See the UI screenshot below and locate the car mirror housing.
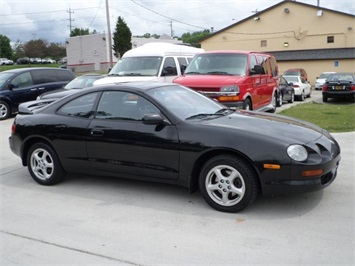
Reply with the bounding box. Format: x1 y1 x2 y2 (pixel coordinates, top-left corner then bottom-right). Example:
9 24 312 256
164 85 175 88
142 113 165 125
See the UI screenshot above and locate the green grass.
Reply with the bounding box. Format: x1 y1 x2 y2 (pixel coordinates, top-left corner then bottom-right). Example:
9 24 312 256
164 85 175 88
0 64 62 71
279 102 355 132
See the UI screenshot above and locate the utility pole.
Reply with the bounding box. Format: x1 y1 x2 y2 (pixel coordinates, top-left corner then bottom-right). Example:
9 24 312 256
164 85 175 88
67 7 74 36
106 0 113 68
170 21 174 38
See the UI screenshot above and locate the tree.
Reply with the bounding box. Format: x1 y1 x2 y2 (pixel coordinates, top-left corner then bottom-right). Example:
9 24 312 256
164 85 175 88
0 34 13 59
112 16 132 58
70 28 90 37
47 42 66 61
12 40 25 59
181 30 211 48
23 39 48 59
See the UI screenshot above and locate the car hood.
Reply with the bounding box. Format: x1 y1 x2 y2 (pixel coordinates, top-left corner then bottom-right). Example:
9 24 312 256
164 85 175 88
200 110 325 144
40 89 78 99
174 75 245 88
94 76 160 85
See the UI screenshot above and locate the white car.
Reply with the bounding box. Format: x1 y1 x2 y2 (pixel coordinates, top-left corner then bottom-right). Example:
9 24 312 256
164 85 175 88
314 72 336 90
0 58 14 65
283 76 312 101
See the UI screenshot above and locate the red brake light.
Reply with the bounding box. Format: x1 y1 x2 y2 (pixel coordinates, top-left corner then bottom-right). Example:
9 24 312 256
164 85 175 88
11 123 16 134
351 86 355 91
322 85 328 91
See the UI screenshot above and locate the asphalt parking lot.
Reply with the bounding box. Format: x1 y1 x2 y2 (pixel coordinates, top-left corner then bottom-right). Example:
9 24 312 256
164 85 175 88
1 91 354 265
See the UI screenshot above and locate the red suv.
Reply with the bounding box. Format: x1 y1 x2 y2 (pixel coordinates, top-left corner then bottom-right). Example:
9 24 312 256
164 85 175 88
173 50 279 112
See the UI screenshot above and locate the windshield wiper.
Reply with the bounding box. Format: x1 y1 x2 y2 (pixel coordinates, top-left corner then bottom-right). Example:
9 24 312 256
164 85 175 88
206 71 233 75
184 71 201 74
186 108 235 120
215 108 235 115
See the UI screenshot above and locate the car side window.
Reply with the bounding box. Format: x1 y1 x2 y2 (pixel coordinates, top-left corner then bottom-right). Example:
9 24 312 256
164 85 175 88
10 72 34 88
95 91 159 121
249 55 258 75
162 57 177 76
58 92 99 118
32 70 59 84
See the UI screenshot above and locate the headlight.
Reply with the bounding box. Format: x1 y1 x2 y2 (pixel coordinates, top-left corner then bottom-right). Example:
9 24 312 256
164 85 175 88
220 85 239 94
36 96 41 100
287 144 308 162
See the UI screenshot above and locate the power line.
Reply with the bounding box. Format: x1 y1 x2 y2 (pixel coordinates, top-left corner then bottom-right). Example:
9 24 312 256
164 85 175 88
129 0 208 31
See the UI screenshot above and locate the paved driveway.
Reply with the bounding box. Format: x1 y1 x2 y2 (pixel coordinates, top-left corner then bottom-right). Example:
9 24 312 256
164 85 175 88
1 106 354 265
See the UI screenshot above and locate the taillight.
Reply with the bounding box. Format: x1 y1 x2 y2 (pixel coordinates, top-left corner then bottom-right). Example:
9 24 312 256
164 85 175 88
292 84 299 88
351 85 355 91
11 123 16 134
322 85 328 91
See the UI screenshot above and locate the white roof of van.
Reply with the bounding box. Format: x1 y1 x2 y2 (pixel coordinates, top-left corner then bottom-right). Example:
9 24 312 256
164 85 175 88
122 42 204 57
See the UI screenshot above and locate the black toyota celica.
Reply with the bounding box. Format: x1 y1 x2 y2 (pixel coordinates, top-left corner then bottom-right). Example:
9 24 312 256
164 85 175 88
9 82 341 212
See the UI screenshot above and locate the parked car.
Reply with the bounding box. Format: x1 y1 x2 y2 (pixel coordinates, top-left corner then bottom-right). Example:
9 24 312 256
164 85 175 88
9 82 340 213
173 50 279 113
37 74 104 100
283 68 308 81
277 76 295 106
42 58 56 64
16 58 30 64
0 67 75 120
0 58 14 65
315 72 336 90
322 72 355 102
283 76 311 101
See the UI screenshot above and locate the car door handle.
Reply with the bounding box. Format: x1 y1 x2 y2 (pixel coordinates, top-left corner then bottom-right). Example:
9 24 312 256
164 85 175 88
30 88 38 91
90 129 104 136
38 87 45 90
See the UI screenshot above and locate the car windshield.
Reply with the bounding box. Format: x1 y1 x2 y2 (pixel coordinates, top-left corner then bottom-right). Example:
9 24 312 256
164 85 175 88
328 74 354 82
319 73 333 79
184 53 247 76
284 76 299 83
147 85 228 120
109 57 163 77
64 76 100 89
0 72 15 87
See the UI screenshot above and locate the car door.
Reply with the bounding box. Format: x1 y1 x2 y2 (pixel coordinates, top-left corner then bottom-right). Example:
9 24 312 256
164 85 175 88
86 90 180 180
6 71 36 110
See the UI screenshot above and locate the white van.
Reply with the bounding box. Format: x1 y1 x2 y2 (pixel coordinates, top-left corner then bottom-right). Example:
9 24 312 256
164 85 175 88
94 42 203 85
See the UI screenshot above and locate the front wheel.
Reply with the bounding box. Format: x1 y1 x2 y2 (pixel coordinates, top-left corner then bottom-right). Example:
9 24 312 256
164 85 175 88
27 143 66 185
199 155 259 212
242 98 252 111
0 101 10 120
276 93 283 107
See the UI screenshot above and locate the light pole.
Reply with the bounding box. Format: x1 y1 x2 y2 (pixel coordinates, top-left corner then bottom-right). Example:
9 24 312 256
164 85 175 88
106 0 113 68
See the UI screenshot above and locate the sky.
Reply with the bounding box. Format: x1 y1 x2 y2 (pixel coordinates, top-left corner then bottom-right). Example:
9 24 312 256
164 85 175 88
0 0 354 44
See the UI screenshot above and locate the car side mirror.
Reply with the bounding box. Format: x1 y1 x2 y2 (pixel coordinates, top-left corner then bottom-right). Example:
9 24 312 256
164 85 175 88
142 113 165 125
8 84 15 90
250 65 264 75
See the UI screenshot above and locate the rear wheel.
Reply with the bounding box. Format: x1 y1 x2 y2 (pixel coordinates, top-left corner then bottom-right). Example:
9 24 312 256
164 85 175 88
0 101 10 120
288 92 295 103
27 143 66 185
299 92 305 101
276 93 283 107
199 155 259 213
323 96 328 102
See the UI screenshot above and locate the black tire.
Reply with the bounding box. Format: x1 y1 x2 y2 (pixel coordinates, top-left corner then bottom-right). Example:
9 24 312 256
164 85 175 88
323 96 328 102
298 92 305 101
0 100 10 120
199 155 259 213
276 93 283 107
288 92 295 103
243 98 252 110
27 143 66 185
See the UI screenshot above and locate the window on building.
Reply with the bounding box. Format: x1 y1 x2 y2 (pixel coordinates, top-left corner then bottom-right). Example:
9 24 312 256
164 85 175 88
261 40 267 47
327 36 334 43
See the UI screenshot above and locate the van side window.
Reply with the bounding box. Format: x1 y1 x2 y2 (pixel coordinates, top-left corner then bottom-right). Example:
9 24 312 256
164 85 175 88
11 72 34 88
56 70 76 81
32 70 59 84
162 57 177 76
249 55 259 75
270 57 278 77
257 55 271 75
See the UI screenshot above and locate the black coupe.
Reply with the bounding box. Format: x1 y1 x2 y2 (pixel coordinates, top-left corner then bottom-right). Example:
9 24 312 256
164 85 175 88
9 82 341 212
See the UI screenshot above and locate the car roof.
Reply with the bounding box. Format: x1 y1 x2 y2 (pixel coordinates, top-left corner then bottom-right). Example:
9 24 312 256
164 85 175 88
3 67 71 74
199 50 269 55
93 81 179 92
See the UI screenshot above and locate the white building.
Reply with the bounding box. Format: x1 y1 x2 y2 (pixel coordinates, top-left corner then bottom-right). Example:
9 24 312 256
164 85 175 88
66 33 183 73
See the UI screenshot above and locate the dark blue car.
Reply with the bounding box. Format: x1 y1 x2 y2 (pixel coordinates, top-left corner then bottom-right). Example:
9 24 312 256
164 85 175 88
0 67 75 120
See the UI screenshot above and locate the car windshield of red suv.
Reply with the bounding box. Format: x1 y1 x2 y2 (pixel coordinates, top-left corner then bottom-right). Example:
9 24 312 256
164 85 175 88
185 54 247 76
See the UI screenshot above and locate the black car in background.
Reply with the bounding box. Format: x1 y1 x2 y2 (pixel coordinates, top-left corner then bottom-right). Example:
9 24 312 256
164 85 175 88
322 72 355 103
277 76 295 106
0 67 75 120
16 58 31 64
37 74 104 101
9 82 341 212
